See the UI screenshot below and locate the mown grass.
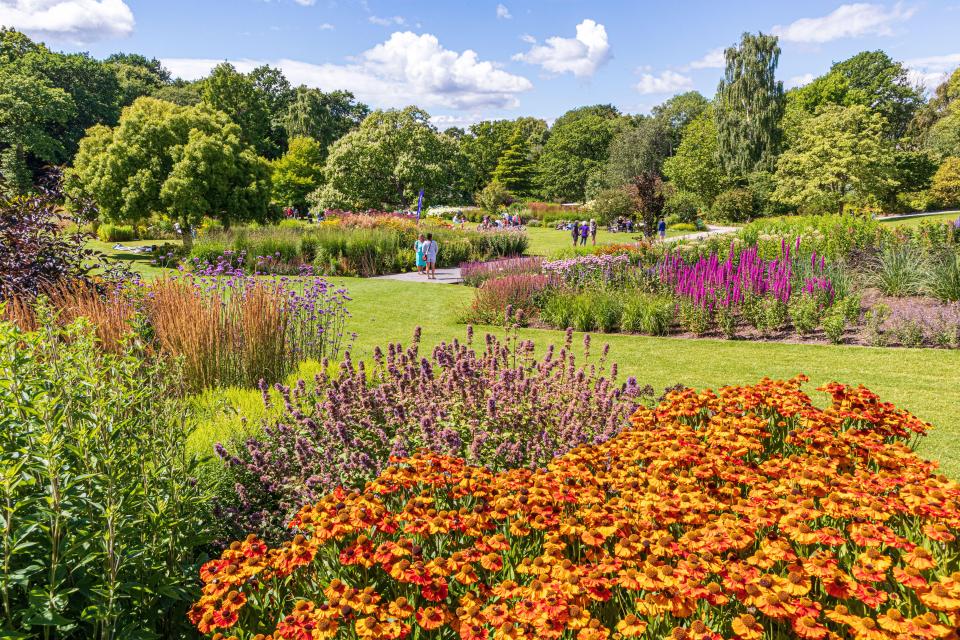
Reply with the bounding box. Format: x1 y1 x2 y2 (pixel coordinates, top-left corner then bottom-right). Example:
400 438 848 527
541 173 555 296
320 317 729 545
877 211 959 229
188 277 960 478
87 238 179 279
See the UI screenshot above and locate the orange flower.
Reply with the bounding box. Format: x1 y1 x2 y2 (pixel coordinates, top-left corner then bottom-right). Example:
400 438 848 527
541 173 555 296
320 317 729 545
615 614 647 637
415 606 448 631
731 613 763 640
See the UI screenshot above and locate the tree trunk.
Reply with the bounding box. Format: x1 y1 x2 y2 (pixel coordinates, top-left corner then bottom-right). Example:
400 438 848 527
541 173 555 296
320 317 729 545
180 221 193 253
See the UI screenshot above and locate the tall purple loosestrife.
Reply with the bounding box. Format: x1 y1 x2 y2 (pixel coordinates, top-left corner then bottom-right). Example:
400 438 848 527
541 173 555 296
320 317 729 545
213 327 655 541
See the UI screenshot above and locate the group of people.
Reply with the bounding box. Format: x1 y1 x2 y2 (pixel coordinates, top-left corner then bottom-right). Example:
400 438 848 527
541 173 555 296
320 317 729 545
414 233 439 279
477 212 523 231
569 219 598 246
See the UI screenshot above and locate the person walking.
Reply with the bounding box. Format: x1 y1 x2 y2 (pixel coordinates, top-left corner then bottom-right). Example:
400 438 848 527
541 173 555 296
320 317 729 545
657 217 667 242
424 233 438 279
570 220 580 247
589 219 597 245
579 221 589 246
415 233 427 275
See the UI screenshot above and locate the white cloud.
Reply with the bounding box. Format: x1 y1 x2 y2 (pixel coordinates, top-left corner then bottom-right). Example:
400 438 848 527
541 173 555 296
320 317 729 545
496 3 511 19
368 14 405 26
512 19 611 78
293 0 316 5
787 72 816 88
687 47 725 70
519 33 536 44
318 22 335 30
0 0 134 44
431 113 484 129
634 70 693 94
772 3 916 44
905 52 960 90
162 31 533 110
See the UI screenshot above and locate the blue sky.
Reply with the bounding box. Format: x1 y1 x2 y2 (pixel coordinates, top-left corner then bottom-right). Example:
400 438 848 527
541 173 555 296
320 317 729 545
4 0 960 126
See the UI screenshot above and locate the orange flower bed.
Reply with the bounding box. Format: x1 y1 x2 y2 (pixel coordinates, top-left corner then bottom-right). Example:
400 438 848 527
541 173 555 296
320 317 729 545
190 377 960 640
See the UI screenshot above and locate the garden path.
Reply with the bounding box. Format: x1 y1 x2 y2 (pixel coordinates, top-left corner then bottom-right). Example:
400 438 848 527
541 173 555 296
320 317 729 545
375 268 464 284
664 224 738 242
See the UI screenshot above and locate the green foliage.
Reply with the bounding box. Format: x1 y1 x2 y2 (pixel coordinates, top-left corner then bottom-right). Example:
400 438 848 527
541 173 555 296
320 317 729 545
271 136 325 212
867 245 929 296
714 32 785 177
773 104 895 214
537 106 619 201
491 127 536 197
0 66 74 195
590 187 634 224
282 87 368 153
712 187 755 222
663 190 701 224
929 156 960 208
105 52 170 107
0 314 211 639
66 97 272 243
97 222 137 242
475 180 513 215
662 109 725 208
202 63 290 158
315 107 461 210
822 310 847 344
926 108 960 162
621 294 674 335
830 50 923 140
651 91 710 153
600 117 672 188
630 171 665 236
790 295 821 335
929 253 960 302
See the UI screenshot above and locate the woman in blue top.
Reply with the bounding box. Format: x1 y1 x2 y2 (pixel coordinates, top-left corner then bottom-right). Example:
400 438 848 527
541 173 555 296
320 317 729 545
415 233 426 275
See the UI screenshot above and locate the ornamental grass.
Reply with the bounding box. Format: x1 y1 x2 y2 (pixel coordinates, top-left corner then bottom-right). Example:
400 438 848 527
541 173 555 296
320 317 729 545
191 377 959 640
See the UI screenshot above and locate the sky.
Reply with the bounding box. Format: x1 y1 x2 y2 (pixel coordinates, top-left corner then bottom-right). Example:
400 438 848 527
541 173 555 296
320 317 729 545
3 0 960 127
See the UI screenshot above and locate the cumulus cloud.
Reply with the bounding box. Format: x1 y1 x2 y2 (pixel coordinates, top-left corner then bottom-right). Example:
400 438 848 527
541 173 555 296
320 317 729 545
634 70 693 95
0 0 134 44
687 47 725 70
772 3 916 44
512 19 611 78
496 3 511 19
162 31 533 110
368 14 405 26
787 73 816 88
905 52 960 90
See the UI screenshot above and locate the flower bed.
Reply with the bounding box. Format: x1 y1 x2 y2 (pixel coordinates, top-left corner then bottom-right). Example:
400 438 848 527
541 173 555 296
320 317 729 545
459 256 542 287
190 376 959 640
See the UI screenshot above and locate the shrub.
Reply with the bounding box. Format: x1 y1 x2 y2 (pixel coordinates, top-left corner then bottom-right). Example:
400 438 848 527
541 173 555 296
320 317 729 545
928 253 960 302
867 245 929 297
464 274 551 326
542 254 633 289
789 294 820 335
863 304 891 346
97 222 138 242
475 180 513 214
590 187 634 224
663 189 701 223
1 314 211 639
669 222 697 232
191 377 956 640
211 328 653 541
929 156 960 208
621 293 674 335
711 187 755 222
822 310 847 344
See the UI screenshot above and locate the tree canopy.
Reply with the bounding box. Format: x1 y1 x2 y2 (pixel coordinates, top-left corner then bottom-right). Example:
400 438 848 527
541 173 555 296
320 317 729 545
537 106 620 202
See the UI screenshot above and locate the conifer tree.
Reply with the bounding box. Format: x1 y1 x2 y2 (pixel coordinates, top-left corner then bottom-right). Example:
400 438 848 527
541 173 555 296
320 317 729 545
492 127 536 197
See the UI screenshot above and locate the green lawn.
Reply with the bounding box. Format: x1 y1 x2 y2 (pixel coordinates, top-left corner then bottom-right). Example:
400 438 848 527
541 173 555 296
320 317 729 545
524 225 685 257
87 238 180 279
189 277 960 479
877 211 959 229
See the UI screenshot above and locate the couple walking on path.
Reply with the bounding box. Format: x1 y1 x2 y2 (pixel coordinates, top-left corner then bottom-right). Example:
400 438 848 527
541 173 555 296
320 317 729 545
415 233 439 279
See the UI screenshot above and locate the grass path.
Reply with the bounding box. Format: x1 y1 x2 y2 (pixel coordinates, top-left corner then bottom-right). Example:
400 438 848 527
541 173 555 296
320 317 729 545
191 277 960 478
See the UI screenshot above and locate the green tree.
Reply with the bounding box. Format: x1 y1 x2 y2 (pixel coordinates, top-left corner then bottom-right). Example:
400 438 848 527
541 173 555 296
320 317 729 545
662 109 725 208
152 80 202 106
929 156 960 208
537 106 619 201
202 63 275 157
714 32 785 178
271 136 325 212
773 104 895 214
590 187 634 224
651 91 709 154
475 180 513 214
925 105 960 161
0 67 74 196
491 128 536 197
282 87 369 154
105 52 171 106
601 117 672 188
459 119 523 197
66 97 272 248
315 107 460 210
830 51 923 140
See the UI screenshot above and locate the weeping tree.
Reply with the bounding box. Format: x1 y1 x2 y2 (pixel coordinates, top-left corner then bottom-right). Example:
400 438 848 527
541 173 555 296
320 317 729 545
714 32 785 179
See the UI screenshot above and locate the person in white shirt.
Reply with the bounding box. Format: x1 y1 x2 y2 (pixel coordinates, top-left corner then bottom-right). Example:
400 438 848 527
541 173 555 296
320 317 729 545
424 233 438 279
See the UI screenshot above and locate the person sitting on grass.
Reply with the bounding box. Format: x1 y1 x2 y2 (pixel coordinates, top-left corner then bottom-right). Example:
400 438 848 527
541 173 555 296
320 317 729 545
424 233 438 279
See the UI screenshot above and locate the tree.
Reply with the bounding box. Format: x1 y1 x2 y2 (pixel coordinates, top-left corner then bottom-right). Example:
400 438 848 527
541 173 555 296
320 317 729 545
282 87 369 154
475 180 513 215
590 187 634 224
772 105 895 214
714 32 785 178
202 63 275 158
105 52 171 106
459 118 545 197
315 107 460 210
602 117 672 188
651 91 709 154
0 67 74 196
830 51 923 140
629 171 665 237
662 109 725 208
537 106 619 201
271 137 325 212
712 187 755 222
911 67 960 137
152 80 202 106
250 64 294 154
491 128 536 197
66 97 272 249
929 157 960 208
925 105 960 161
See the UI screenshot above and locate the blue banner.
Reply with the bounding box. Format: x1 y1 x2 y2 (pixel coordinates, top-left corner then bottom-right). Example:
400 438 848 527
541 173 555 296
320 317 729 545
416 188 424 220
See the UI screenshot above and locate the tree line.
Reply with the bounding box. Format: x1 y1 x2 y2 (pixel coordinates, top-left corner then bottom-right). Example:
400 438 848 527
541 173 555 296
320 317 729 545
2 27 959 238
